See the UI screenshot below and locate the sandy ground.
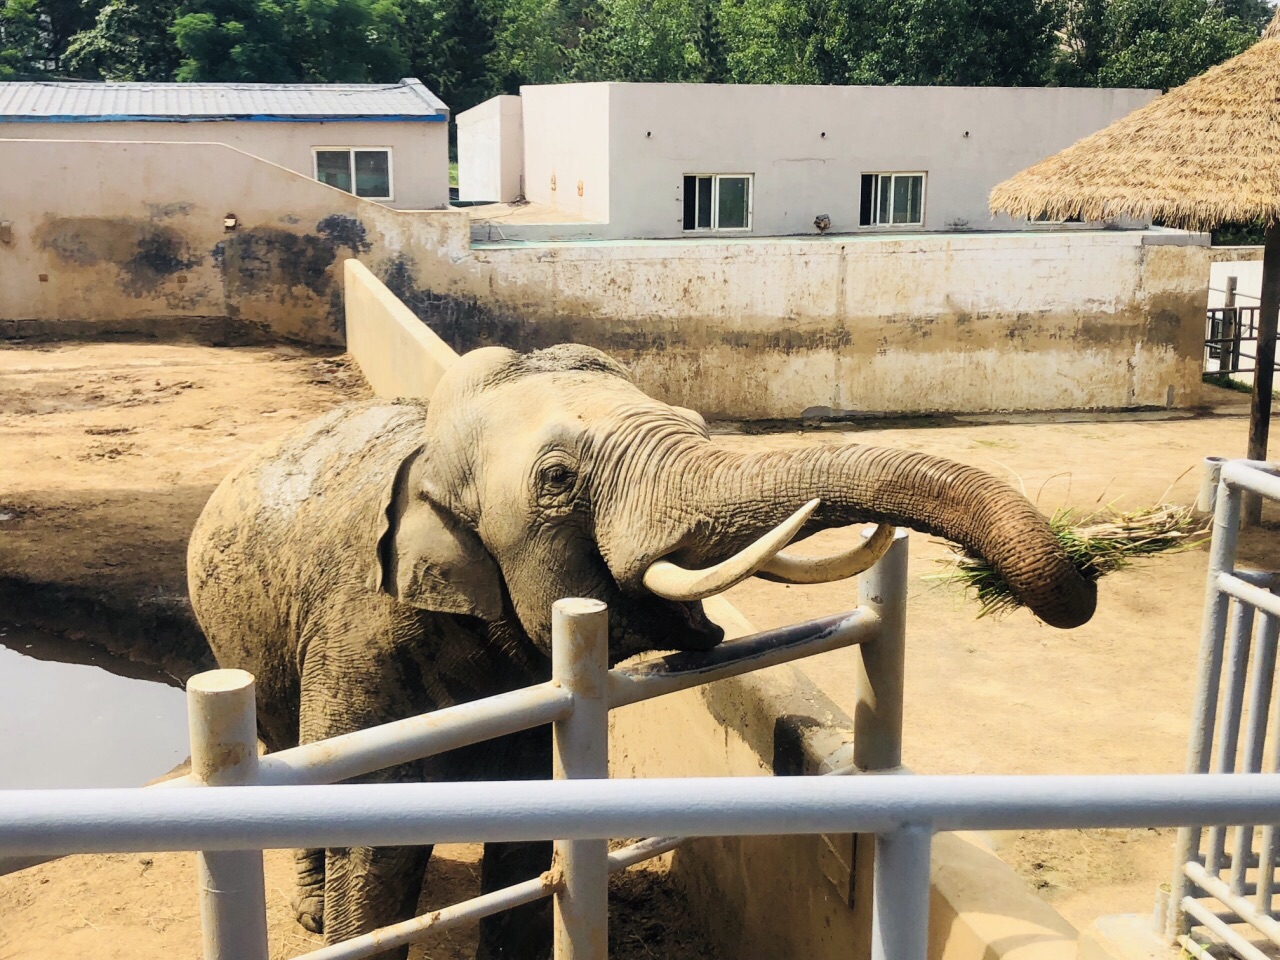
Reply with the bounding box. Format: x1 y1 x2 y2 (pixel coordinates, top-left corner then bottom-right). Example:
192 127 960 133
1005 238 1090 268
1 339 1277 955
0 843 711 960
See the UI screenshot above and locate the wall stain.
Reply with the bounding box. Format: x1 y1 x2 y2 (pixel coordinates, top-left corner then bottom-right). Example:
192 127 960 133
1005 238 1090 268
36 217 202 296
145 202 195 220
316 214 372 255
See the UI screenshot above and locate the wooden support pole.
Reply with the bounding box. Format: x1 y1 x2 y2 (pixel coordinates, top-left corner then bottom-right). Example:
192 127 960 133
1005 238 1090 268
1244 222 1280 526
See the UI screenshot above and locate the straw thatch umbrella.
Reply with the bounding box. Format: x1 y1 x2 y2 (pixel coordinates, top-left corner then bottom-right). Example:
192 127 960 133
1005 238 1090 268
990 12 1280 520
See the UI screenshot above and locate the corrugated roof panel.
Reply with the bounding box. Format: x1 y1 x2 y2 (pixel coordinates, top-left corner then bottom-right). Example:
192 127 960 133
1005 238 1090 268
0 78 447 121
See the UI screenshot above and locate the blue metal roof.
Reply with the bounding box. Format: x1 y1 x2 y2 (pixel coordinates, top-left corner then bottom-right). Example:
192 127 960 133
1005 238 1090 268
0 78 448 123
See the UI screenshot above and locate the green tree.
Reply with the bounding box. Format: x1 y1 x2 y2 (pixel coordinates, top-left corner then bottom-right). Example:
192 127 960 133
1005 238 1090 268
291 0 407 81
492 0 579 87
571 0 716 82
716 0 838 83
64 0 183 80
0 0 41 78
400 0 497 112
1051 0 1261 90
830 0 1058 85
172 0 294 80
1 0 105 77
1095 0 1257 89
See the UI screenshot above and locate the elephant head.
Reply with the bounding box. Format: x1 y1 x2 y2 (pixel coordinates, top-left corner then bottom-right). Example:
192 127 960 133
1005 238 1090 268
379 344 1096 662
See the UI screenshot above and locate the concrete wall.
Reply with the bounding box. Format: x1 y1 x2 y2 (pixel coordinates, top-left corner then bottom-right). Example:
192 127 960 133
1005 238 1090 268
0 119 449 210
344 258 459 396
520 83 611 222
457 95 525 202
0 138 468 345
498 83 1157 239
1 138 1209 419
463 230 1209 418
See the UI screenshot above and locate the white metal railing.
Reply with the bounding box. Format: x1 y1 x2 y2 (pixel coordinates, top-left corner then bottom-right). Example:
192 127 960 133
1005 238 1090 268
1167 458 1280 960
1 531 906 960
5 509 1280 960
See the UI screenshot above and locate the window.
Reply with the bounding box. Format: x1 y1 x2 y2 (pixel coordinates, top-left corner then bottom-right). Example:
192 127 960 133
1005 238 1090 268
858 173 925 227
314 148 393 201
683 174 753 231
1029 212 1084 224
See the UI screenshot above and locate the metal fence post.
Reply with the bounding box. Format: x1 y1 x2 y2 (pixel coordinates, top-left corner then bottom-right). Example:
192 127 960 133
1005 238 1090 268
187 669 270 960
1167 477 1242 941
872 822 933 960
551 599 610 960
855 529 909 771
851 530 912 957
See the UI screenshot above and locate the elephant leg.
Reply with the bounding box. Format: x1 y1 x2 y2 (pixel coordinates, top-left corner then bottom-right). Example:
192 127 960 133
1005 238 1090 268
322 842 433 960
476 725 554 960
293 847 327 933
477 840 554 960
294 636 435 948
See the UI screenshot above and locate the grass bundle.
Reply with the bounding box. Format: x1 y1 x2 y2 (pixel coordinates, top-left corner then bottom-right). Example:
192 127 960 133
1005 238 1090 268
933 504 1209 619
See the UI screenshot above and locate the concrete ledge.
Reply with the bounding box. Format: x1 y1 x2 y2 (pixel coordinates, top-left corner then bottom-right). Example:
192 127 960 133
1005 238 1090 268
1077 914 1176 960
344 258 459 398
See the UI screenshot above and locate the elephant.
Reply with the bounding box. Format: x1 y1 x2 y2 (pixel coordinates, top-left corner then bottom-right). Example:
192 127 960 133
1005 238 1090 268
187 343 1096 959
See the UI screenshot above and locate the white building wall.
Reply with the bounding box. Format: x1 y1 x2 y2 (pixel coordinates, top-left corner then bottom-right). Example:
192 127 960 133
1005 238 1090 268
519 83 611 222
1208 258 1264 308
457 95 524 202
0 119 449 210
604 83 1159 238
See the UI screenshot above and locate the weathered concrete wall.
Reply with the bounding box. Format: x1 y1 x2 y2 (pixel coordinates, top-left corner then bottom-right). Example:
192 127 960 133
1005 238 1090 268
457 95 524 202
461 230 1209 418
1 138 1208 418
0 119 449 211
0 138 468 345
344 258 459 397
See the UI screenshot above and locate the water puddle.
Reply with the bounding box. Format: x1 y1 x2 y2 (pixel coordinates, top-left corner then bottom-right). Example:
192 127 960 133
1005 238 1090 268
0 622 190 789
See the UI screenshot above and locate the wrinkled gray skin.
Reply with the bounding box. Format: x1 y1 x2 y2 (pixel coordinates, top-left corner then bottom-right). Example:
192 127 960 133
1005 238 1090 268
188 344 1096 959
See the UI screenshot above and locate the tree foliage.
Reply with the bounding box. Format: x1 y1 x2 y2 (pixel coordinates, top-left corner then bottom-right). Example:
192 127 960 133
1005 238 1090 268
0 0 1269 111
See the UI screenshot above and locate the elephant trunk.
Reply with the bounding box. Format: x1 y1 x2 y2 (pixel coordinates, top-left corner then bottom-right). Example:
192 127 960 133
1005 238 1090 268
660 444 1096 630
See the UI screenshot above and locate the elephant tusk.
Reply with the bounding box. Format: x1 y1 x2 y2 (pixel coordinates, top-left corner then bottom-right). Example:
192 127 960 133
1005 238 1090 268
642 500 820 602
754 523 897 584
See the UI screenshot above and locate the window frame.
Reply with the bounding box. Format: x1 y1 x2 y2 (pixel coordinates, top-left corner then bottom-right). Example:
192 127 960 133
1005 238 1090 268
860 171 927 228
312 146 395 203
682 173 754 233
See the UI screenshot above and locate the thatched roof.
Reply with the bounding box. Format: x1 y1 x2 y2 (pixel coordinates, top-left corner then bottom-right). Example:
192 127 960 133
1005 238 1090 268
989 12 1280 230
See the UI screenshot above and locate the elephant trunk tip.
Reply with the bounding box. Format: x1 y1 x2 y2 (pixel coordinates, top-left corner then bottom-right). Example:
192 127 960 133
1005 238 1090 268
1028 573 1098 630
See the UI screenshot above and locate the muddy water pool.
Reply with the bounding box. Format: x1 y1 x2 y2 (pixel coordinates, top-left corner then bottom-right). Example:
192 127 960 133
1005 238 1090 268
0 622 190 789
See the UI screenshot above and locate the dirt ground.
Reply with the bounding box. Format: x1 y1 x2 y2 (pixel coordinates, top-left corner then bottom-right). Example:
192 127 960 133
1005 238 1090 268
1 339 1277 956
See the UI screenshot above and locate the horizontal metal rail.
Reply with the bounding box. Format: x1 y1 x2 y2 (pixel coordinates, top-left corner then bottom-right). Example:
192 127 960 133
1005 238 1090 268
147 610 877 792
607 608 877 708
2 774 1278 858
1222 460 1280 500
1219 573 1280 619
1187 858 1280 945
1180 898 1272 960
291 835 687 960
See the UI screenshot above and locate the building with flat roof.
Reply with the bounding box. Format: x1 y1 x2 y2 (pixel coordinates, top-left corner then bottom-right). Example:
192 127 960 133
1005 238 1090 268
0 78 450 210
457 83 1160 240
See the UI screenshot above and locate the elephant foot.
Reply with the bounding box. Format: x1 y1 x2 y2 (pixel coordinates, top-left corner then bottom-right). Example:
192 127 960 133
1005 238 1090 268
293 891 325 934
293 846 327 934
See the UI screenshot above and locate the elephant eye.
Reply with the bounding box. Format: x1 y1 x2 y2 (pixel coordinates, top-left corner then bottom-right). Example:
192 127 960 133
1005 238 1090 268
539 463 576 492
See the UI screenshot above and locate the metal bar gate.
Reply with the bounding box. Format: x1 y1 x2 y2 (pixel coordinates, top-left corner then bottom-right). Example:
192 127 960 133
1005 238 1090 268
1167 458 1280 960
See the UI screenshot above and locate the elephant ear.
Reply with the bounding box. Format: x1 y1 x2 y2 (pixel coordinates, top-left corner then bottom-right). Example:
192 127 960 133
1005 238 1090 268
375 446 504 621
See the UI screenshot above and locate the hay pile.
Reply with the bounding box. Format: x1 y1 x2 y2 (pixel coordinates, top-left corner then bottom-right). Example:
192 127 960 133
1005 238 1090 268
934 505 1209 619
